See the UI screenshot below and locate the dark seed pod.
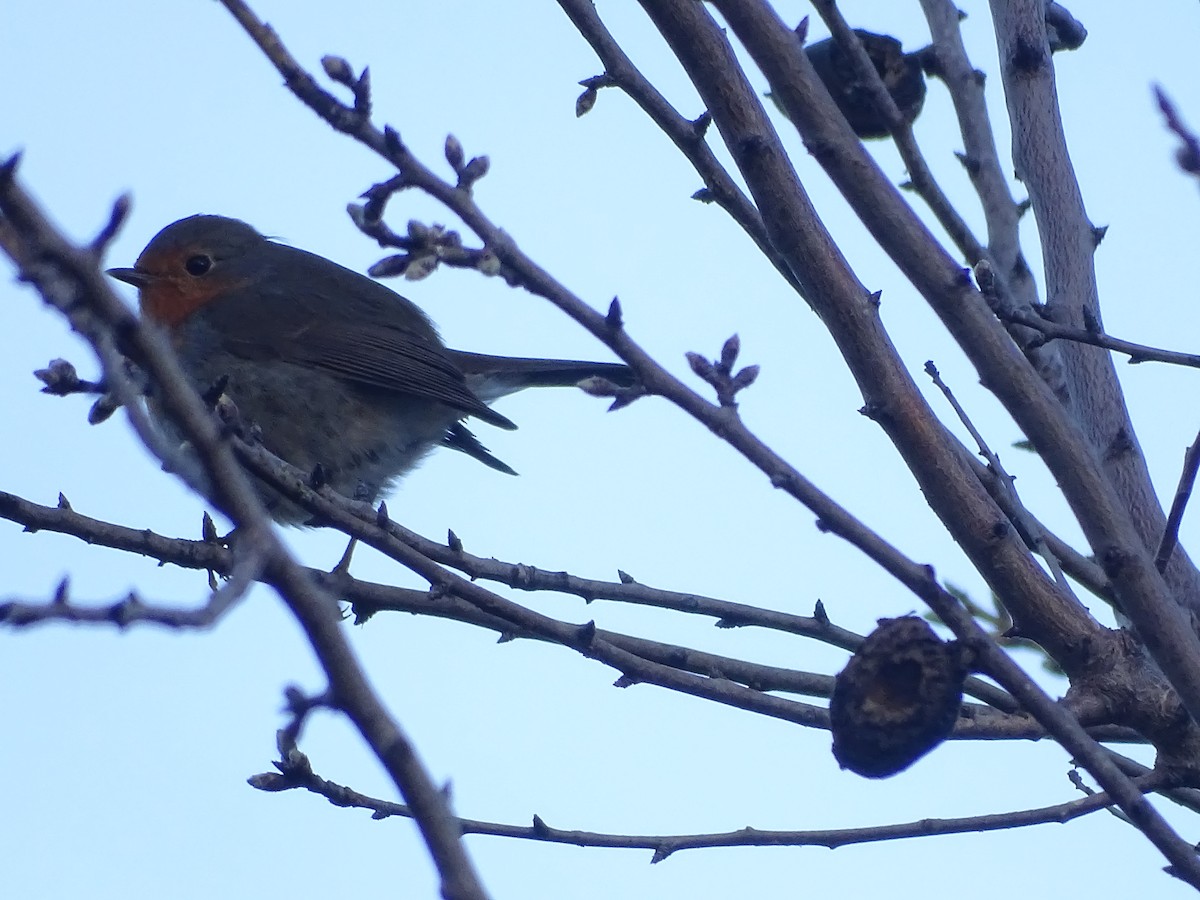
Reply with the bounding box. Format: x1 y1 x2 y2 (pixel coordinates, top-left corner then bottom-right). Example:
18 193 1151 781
830 616 968 778
805 30 927 139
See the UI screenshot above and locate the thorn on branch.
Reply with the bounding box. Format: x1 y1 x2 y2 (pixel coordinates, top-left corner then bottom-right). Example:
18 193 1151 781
858 402 886 423
605 297 623 330
89 193 131 257
691 187 715 204
447 529 463 553
814 599 829 626
110 593 147 629
575 619 597 648
383 125 405 157
954 151 981 177
309 463 329 491
0 151 22 181
353 67 372 118
1156 87 1200 177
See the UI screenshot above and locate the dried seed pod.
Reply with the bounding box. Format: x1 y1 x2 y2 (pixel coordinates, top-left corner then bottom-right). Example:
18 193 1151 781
830 616 967 778
805 30 927 139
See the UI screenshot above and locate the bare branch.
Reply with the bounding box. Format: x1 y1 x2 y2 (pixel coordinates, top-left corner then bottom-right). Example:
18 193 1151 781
1158 433 1200 574
0 479 1024 716
990 0 1200 758
0 544 260 629
925 360 1072 597
1156 86 1200 180
1000 306 1200 369
253 741 1166 857
555 0 804 294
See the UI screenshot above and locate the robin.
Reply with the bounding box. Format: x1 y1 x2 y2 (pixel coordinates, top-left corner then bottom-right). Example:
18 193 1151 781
107 214 634 523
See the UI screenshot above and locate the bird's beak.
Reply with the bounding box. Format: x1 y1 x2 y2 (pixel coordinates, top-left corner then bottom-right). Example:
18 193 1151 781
106 267 153 288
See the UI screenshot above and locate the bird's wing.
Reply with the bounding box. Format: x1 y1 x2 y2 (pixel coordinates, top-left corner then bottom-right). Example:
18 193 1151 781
203 277 516 430
443 421 518 475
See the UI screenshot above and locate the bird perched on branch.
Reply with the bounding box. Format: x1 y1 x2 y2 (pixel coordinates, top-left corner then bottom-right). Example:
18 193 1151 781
108 214 634 523
805 29 928 139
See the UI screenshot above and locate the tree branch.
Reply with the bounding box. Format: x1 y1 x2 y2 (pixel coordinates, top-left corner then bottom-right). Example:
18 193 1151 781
253 739 1168 859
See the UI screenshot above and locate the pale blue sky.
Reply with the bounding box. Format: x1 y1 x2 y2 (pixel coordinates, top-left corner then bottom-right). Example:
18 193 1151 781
4 2 1200 898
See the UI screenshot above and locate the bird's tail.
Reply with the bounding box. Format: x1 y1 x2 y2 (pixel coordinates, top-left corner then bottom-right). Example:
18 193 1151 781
448 351 635 403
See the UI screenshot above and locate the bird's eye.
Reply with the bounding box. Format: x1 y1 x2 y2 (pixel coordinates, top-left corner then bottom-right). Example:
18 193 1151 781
184 254 213 276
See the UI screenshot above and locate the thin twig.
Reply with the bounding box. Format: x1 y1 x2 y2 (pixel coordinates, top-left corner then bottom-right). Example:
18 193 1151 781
1157 432 1200 573
925 360 1072 596
1156 86 1200 180
556 0 803 294
0 545 261 629
253 744 1165 858
1000 307 1200 369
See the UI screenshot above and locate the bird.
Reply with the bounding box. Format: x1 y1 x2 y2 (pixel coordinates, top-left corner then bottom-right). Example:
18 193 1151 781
107 214 634 523
804 30 927 140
